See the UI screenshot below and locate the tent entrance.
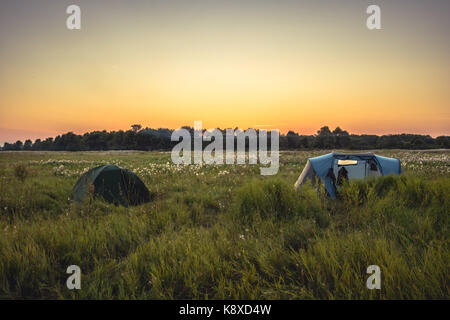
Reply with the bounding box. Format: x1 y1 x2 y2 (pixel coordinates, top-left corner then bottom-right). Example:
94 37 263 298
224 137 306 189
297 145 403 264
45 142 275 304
332 158 381 182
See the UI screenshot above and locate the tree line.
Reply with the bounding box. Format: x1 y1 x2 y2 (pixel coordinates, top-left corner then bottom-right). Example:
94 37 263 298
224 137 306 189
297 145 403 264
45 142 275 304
1 125 449 151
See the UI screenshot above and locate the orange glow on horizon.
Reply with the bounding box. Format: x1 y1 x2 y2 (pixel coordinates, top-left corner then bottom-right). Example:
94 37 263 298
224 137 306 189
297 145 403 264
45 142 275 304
0 1 449 143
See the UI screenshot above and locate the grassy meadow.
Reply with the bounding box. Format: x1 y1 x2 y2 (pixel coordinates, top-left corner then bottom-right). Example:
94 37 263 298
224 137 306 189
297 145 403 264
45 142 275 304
0 150 448 299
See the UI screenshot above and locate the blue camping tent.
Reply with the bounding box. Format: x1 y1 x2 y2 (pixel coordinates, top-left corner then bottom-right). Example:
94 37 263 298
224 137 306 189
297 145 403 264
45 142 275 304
295 152 402 199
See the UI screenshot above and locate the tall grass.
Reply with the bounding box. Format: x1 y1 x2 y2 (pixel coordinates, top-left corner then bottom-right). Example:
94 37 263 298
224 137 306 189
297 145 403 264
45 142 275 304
0 151 448 299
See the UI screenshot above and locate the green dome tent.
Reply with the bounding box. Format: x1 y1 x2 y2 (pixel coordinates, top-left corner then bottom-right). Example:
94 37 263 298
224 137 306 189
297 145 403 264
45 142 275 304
72 164 151 206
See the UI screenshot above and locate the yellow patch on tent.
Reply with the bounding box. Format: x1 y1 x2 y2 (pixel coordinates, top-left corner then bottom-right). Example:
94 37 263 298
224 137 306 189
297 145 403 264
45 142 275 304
338 160 358 166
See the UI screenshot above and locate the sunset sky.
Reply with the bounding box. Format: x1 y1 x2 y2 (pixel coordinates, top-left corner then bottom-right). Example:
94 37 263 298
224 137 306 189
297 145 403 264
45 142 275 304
1 0 449 144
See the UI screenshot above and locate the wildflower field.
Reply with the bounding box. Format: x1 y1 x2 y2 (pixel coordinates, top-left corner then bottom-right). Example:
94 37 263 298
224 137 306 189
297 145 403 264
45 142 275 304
0 150 448 299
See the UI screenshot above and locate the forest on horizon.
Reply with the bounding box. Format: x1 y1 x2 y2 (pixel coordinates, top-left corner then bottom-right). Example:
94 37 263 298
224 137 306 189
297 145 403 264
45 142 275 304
1 125 449 151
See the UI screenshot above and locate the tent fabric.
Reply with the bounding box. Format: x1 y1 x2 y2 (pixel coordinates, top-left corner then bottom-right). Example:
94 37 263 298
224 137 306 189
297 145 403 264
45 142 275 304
307 153 336 198
294 160 317 189
72 164 151 206
374 155 402 175
295 152 401 199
